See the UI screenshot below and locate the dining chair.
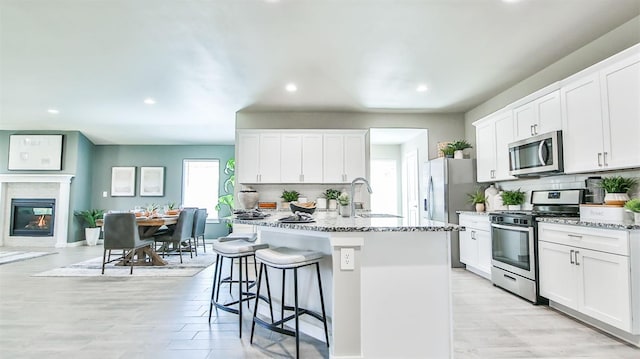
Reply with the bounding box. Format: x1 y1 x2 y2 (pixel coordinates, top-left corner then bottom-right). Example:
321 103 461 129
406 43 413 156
102 212 155 275
153 208 196 263
192 208 208 254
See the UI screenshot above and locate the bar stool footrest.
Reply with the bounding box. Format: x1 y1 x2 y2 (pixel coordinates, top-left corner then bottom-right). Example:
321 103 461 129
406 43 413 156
253 316 296 337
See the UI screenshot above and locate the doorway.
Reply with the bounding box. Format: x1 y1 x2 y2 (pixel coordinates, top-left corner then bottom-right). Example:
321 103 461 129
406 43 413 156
370 128 428 218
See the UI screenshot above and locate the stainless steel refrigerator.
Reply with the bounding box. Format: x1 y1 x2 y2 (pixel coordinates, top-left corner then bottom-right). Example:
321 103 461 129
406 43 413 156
422 158 476 268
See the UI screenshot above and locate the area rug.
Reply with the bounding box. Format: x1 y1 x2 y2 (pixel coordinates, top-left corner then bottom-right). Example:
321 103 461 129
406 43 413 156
0 251 56 265
33 252 217 277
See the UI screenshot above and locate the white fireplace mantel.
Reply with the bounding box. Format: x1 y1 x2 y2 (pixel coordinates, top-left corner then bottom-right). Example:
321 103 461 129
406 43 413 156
0 174 75 247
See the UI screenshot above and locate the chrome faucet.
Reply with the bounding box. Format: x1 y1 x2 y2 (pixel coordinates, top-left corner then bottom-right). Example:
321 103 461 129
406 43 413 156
350 177 373 217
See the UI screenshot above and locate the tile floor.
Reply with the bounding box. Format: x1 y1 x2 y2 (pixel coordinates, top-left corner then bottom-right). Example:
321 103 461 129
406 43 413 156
0 245 638 358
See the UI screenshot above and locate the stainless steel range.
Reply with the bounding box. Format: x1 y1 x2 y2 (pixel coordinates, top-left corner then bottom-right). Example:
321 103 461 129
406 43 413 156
489 189 583 304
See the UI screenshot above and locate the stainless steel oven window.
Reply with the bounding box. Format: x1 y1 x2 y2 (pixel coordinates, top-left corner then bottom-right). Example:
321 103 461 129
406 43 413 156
491 224 533 271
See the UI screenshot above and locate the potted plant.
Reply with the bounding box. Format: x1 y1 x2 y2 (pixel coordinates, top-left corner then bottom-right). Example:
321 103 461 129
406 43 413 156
441 145 456 158
337 192 350 217
624 198 640 224
449 139 472 159
467 188 488 212
324 188 341 211
600 176 638 206
75 209 105 246
165 202 179 215
281 189 301 210
500 189 526 210
216 158 235 232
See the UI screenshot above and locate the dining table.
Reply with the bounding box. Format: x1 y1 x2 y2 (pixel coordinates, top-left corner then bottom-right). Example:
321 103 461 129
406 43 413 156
96 215 179 266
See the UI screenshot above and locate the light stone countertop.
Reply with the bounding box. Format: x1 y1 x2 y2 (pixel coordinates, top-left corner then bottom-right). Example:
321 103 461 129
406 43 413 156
456 210 490 216
225 210 463 232
537 217 640 230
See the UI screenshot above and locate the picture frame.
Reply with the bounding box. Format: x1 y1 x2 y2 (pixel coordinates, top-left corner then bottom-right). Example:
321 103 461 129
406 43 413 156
8 134 64 170
111 167 136 197
140 166 165 197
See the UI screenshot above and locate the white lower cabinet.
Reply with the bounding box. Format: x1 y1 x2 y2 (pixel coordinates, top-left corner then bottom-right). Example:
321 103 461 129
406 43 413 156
538 223 635 333
459 214 491 280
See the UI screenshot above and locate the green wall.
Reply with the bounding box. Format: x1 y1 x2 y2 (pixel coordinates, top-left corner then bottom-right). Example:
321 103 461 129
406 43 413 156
91 145 235 239
0 130 94 243
1 130 235 242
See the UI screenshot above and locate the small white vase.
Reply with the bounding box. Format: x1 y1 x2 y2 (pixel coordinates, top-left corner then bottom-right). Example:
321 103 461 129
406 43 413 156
604 192 629 206
238 190 259 209
328 199 337 211
340 205 351 217
475 203 485 212
316 198 327 210
454 150 464 159
85 227 101 246
507 204 521 211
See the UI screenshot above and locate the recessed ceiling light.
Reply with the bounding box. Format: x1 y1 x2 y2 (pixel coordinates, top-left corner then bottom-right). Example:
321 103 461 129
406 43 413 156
416 84 428 92
285 83 298 92
144 98 156 105
47 109 59 114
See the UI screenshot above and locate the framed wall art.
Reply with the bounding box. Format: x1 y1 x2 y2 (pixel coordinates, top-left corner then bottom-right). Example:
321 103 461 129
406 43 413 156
8 134 64 170
111 167 136 197
139 166 164 196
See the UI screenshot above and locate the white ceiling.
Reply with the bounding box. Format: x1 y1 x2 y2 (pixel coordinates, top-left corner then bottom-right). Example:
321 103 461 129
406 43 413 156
1 0 639 145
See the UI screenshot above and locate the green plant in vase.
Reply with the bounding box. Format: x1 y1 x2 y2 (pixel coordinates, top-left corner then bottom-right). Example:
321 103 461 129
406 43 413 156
324 188 341 210
625 198 640 225
441 145 456 158
600 176 638 205
467 188 488 212
216 158 235 231
501 189 526 209
449 139 472 159
74 209 105 246
281 190 300 209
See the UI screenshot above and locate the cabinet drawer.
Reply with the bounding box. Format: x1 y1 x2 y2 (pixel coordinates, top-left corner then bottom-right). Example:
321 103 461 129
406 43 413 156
459 214 491 231
538 223 629 256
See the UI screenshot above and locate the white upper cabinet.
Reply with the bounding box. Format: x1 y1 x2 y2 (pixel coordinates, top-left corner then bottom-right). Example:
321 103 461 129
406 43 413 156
600 52 640 170
323 131 366 183
300 133 324 183
238 130 364 184
237 132 281 184
561 44 640 173
474 110 515 182
280 133 303 183
561 72 604 173
513 90 562 141
281 133 324 183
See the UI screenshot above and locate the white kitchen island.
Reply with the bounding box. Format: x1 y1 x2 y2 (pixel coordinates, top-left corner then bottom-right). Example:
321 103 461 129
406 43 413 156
230 211 462 359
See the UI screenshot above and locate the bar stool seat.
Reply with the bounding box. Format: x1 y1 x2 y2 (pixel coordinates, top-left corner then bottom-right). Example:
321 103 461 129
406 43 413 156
251 247 329 358
208 236 272 338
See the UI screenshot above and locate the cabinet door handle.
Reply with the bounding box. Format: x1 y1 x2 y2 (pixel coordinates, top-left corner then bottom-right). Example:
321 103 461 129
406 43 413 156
471 230 476 240
534 124 538 134
597 153 603 167
570 249 575 264
567 234 582 239
603 152 608 166
530 125 535 136
575 251 580 266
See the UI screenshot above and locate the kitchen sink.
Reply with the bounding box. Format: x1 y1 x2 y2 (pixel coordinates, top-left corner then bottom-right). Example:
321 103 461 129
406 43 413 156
356 213 403 218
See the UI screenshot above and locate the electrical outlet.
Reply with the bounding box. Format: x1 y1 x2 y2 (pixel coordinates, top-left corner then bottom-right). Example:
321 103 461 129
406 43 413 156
102 191 108 198
340 248 355 270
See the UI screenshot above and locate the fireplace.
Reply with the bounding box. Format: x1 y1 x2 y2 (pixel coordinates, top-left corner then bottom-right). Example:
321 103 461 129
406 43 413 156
10 199 56 237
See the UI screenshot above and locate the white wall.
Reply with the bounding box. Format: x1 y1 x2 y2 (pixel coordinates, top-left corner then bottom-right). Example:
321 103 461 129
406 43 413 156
464 15 640 158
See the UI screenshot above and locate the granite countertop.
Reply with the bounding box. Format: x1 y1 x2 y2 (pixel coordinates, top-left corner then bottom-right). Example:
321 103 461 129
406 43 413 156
537 217 640 230
456 211 490 216
225 211 463 232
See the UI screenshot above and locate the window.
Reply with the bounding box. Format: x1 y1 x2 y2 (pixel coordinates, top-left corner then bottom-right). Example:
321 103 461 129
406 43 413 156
182 159 220 220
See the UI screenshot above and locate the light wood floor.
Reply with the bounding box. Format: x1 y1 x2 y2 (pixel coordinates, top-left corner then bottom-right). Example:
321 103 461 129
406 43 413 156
0 245 638 358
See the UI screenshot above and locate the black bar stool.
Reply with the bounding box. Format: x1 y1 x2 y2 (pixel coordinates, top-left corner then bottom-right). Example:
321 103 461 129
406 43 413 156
209 237 273 338
250 247 329 358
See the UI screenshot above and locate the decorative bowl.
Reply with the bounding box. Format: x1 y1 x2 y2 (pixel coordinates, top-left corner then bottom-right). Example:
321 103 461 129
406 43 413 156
290 202 316 215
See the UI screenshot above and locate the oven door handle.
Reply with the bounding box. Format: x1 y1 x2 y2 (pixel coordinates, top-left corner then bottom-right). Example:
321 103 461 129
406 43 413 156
491 223 530 232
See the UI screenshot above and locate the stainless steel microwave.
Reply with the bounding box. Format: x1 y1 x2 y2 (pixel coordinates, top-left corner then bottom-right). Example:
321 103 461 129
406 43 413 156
508 130 563 176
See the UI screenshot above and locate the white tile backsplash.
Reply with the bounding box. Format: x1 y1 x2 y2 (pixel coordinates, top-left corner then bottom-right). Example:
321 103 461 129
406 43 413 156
494 168 640 208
